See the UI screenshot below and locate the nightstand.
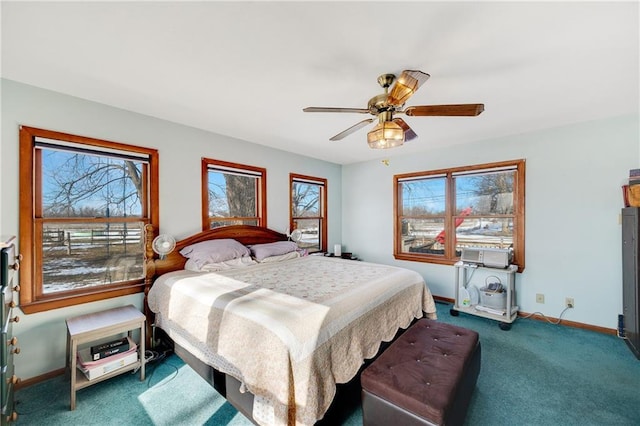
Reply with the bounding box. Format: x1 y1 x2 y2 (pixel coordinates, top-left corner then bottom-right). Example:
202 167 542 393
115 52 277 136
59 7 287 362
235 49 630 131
323 252 360 261
65 305 145 410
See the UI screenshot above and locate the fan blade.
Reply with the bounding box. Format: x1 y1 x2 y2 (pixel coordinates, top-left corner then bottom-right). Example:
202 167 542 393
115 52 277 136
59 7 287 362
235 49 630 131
387 70 430 106
393 118 417 142
404 104 485 117
303 107 370 114
329 118 374 141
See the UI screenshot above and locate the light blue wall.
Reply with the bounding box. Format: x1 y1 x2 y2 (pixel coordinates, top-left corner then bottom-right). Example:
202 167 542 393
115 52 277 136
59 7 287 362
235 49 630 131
342 114 639 329
2 77 638 380
0 79 342 379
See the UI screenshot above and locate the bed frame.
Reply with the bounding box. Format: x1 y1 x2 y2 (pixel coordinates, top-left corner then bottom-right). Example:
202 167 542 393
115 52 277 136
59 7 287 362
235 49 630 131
143 224 287 282
142 224 408 424
142 224 290 423
143 224 288 327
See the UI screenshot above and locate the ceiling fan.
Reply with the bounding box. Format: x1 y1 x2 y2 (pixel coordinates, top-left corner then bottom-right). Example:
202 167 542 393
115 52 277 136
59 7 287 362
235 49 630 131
303 70 484 149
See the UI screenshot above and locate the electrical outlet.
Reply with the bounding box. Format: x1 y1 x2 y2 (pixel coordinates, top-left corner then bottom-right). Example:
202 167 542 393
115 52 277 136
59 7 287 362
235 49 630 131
536 293 545 303
565 297 574 308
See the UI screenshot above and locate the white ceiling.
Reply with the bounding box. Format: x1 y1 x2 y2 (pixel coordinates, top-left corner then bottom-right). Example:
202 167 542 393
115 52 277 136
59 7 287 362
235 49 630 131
2 1 638 165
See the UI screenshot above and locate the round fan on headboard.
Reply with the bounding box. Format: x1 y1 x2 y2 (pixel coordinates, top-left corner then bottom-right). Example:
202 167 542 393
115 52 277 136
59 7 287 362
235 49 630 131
289 229 302 243
152 234 176 259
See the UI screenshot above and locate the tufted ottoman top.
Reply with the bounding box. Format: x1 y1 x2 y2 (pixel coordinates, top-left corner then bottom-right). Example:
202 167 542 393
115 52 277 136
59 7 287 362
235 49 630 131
361 319 479 424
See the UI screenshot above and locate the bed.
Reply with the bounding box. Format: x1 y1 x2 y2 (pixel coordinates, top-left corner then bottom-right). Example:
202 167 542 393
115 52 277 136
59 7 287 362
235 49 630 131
143 224 437 426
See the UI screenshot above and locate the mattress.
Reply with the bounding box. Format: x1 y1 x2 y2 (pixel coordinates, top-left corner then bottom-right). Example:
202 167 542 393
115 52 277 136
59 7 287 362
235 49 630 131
147 255 436 425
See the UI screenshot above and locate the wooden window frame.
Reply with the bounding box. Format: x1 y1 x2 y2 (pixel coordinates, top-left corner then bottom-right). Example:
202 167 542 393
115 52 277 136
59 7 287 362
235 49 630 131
201 158 267 230
19 126 159 314
394 159 526 271
290 173 327 253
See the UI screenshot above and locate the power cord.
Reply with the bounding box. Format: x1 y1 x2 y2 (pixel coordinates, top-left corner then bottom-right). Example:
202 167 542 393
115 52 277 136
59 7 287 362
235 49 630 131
464 266 477 286
135 347 179 389
145 349 167 363
520 306 571 325
144 360 179 389
617 315 628 340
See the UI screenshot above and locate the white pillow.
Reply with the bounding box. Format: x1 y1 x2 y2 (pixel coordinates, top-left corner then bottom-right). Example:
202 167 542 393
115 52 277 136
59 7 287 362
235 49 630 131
180 239 250 269
257 251 301 263
249 241 299 261
184 255 257 272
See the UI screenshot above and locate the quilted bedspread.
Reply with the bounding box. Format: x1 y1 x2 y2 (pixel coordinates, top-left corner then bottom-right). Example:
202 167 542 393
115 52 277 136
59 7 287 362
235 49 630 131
147 255 436 425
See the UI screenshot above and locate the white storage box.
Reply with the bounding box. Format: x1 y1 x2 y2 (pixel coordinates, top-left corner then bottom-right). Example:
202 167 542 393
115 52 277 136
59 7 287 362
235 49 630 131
479 288 507 310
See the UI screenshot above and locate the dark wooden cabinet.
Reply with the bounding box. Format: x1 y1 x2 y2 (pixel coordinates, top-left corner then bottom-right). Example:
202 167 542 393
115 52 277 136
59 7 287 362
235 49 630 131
622 207 640 359
0 236 20 424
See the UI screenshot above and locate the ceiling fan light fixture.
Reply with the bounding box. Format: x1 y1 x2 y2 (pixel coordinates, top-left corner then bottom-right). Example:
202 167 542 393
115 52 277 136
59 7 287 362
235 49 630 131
367 121 404 149
387 70 430 106
302 69 481 147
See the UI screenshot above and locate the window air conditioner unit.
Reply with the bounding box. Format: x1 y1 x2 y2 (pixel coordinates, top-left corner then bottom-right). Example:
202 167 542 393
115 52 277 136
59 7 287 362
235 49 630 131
460 247 512 269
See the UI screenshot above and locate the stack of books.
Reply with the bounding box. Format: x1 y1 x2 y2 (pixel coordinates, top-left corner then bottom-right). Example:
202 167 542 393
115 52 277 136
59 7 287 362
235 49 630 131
76 336 138 380
624 169 640 207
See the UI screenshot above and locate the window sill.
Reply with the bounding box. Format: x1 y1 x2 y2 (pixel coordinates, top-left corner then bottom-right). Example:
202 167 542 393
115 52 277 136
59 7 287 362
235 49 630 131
394 253 457 266
394 253 525 272
20 284 144 314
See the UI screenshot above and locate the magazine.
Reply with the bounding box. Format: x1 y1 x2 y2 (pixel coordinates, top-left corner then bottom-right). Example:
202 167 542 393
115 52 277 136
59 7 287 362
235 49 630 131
76 336 138 380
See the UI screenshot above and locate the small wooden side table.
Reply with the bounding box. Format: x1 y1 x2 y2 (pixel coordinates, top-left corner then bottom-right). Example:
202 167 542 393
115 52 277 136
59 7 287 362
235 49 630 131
66 305 145 410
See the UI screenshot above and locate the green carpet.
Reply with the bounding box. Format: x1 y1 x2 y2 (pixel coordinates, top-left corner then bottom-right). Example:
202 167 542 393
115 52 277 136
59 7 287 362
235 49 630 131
15 302 640 425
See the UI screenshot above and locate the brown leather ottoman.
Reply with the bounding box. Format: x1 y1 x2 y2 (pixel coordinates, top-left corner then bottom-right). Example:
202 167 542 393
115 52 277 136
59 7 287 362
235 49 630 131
361 319 481 426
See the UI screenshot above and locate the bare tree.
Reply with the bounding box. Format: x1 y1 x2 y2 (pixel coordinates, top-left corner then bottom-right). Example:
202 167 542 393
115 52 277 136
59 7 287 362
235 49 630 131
226 175 257 217
471 172 514 214
401 180 444 216
43 151 143 217
208 174 257 219
292 183 319 218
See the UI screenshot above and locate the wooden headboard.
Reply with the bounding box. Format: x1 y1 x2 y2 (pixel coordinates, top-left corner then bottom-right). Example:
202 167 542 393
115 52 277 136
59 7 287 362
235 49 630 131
144 223 288 281
143 224 288 338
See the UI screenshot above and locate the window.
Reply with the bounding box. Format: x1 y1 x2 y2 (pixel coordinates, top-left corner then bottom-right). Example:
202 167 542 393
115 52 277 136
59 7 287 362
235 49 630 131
394 159 525 270
290 174 327 253
19 126 159 313
202 158 266 230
